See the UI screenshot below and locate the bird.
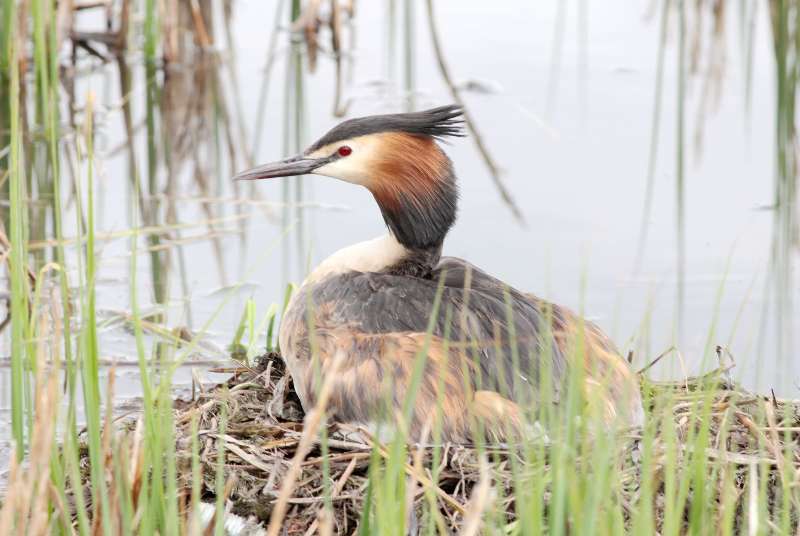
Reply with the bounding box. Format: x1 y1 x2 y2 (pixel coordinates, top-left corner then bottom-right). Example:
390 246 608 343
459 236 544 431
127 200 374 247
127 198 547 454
235 105 644 443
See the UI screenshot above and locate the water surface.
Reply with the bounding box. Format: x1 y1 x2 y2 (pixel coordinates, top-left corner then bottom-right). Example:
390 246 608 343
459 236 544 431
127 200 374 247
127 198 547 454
1 1 797 447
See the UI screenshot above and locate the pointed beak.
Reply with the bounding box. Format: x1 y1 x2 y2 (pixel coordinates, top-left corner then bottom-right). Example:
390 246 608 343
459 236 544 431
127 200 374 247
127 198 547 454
233 154 324 181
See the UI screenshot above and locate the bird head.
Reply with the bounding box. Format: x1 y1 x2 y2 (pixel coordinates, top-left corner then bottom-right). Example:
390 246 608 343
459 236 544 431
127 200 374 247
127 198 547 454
235 105 465 249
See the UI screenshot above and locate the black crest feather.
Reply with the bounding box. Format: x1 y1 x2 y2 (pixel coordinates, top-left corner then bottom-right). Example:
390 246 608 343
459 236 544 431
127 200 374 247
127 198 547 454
308 105 465 152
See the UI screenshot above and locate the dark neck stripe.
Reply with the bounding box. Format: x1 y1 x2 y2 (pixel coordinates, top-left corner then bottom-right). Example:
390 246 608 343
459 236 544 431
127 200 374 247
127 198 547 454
374 165 458 252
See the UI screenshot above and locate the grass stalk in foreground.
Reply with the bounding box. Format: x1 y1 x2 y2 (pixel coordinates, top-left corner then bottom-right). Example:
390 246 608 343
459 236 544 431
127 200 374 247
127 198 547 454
78 92 114 536
2 2 800 534
6 2 28 460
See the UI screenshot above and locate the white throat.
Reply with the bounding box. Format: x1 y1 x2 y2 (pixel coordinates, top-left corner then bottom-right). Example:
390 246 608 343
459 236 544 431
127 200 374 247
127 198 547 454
303 234 409 286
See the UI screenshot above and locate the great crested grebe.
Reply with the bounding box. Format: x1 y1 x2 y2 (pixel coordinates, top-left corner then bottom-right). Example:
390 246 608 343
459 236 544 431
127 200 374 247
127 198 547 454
235 105 644 442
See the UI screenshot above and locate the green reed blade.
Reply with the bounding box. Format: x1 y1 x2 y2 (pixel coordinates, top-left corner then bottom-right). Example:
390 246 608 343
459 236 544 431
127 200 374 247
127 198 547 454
7 4 28 459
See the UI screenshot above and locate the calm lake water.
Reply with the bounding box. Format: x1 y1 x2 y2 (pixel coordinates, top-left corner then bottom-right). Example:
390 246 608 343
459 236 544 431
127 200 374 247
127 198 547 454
1 0 798 452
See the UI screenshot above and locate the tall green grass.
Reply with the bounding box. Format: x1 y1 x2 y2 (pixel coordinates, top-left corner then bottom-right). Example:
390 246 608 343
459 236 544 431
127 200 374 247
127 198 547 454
2 0 206 532
78 92 114 535
6 0 27 459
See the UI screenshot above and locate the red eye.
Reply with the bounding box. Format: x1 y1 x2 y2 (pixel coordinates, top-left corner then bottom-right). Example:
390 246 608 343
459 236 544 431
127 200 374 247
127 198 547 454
337 145 352 157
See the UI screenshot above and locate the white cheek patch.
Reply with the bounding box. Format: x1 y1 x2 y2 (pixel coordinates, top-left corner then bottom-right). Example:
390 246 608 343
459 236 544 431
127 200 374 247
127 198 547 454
308 135 380 186
314 157 370 185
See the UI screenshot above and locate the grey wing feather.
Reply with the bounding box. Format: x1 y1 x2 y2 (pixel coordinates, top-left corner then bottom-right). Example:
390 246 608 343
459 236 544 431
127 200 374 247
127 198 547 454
299 256 568 398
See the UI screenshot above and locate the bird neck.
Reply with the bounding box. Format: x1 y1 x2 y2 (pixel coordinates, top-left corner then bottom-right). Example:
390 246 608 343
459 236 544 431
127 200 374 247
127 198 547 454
303 233 440 286
370 159 458 251
302 157 458 286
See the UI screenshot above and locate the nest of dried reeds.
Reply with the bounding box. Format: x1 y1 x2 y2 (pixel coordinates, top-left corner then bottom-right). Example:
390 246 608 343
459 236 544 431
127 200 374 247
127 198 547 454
148 353 800 534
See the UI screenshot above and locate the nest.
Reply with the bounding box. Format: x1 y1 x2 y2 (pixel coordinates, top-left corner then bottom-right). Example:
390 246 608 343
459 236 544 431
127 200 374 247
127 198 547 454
63 352 787 534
